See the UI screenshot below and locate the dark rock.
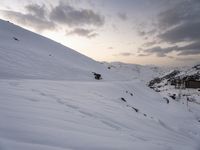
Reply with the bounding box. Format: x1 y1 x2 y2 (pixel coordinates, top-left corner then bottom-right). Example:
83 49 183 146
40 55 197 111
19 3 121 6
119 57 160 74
92 72 102 80
162 70 180 80
187 97 196 102
157 85 162 88
148 77 161 87
155 89 160 92
13 37 19 41
163 97 169 104
148 70 180 87
169 94 176 100
131 107 138 112
120 97 126 102
193 64 200 70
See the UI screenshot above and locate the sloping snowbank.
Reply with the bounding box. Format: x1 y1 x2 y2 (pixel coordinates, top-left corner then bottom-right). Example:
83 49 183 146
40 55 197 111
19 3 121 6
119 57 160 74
0 79 199 150
0 19 115 80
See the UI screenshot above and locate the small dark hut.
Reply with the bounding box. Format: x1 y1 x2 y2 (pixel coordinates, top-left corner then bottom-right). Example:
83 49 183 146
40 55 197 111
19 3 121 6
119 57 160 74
183 74 200 88
185 80 200 88
171 75 200 89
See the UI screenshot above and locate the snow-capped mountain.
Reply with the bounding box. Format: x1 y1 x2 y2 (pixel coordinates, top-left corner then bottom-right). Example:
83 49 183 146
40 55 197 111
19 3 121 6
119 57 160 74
0 19 200 150
148 64 200 104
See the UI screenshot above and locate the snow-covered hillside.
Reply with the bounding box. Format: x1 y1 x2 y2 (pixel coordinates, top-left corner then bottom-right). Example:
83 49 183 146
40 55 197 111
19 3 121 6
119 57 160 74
0 19 200 150
103 62 166 82
0 19 116 80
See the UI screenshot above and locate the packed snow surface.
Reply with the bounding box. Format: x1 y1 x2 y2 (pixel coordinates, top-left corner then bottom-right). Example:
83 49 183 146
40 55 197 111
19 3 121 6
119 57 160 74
0 19 200 150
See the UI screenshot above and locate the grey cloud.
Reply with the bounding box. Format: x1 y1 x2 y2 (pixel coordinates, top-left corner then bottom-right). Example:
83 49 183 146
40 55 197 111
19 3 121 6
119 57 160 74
178 50 200 56
138 29 157 37
140 0 200 58
178 41 200 50
137 54 150 57
142 41 157 47
117 12 127 21
1 10 55 31
159 22 200 43
158 5 184 29
167 56 174 59
50 2 104 27
146 29 157 36
112 24 118 31
1 2 105 34
137 31 146 36
25 4 46 18
116 52 134 56
177 41 200 55
158 0 200 29
67 28 98 38
140 41 200 57
157 0 200 44
140 46 178 57
176 57 199 62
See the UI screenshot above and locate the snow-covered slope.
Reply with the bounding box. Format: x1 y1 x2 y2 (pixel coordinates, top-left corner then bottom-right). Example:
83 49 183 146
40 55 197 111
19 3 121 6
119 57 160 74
1 79 200 150
0 19 200 150
103 62 165 82
0 19 113 80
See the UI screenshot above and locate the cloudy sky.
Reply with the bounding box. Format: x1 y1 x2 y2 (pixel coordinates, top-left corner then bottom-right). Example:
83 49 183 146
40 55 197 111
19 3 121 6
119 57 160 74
0 0 200 66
